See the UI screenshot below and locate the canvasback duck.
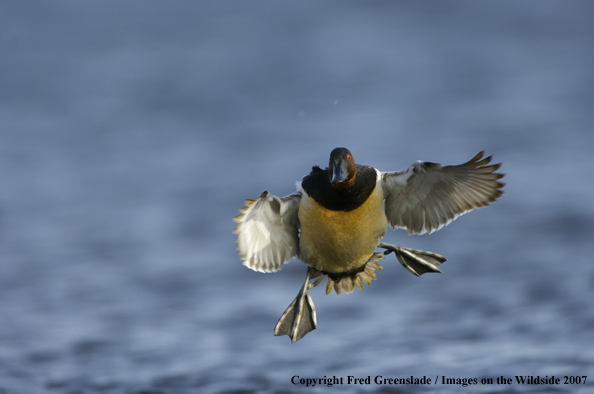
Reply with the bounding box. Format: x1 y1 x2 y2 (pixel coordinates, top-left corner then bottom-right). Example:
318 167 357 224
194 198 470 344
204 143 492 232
234 148 504 342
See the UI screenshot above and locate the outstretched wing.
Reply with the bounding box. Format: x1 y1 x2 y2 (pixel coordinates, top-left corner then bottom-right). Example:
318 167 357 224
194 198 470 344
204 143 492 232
233 191 301 272
382 151 505 235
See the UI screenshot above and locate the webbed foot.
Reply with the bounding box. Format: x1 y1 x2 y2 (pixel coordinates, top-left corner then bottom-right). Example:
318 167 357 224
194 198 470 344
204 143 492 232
378 242 446 276
274 267 321 342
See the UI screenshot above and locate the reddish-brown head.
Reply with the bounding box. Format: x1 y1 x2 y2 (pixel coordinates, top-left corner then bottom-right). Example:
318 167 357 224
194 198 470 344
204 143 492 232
328 147 357 189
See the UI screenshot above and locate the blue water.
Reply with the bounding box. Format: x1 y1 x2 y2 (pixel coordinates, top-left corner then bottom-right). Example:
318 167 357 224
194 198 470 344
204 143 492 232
1 1 594 393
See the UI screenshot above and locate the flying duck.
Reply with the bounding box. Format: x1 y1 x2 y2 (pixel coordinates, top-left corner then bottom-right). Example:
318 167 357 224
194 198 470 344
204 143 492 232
234 148 504 342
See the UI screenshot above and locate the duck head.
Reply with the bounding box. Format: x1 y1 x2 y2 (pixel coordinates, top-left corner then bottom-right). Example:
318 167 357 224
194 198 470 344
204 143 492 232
329 147 357 189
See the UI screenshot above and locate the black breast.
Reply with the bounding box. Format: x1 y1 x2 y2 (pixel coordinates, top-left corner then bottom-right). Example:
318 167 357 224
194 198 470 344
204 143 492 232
301 165 377 212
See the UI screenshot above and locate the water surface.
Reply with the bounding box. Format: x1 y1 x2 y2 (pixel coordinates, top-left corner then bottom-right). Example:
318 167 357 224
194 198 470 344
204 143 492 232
1 1 594 393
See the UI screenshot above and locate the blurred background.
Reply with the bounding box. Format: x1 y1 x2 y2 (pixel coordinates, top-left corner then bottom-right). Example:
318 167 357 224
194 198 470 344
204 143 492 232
1 1 593 393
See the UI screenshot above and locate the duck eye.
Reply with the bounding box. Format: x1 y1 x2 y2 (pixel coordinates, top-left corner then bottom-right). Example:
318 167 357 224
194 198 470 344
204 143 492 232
347 154 352 160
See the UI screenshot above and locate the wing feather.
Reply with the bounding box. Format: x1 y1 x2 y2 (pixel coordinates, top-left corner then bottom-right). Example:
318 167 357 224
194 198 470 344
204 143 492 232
233 191 301 272
382 151 505 235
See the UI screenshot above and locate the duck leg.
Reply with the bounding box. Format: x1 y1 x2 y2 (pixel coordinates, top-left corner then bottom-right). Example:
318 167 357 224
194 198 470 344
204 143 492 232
274 266 320 343
378 242 446 277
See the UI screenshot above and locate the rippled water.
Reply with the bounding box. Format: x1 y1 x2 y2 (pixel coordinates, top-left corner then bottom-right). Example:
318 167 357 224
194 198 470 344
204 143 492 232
2 1 594 393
